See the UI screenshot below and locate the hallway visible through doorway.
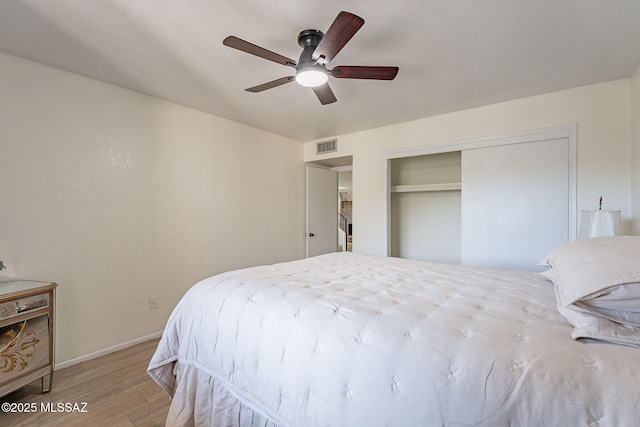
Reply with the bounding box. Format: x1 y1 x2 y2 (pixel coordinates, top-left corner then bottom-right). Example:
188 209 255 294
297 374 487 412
338 169 352 252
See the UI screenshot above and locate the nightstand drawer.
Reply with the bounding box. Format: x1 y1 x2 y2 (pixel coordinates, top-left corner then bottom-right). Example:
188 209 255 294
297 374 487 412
0 280 56 397
0 314 50 385
0 293 50 321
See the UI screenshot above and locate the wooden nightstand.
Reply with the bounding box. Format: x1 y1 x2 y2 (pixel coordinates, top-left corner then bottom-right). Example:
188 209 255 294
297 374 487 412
0 281 56 397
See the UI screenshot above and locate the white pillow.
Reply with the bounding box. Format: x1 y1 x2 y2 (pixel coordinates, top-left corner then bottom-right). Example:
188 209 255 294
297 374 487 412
541 236 640 347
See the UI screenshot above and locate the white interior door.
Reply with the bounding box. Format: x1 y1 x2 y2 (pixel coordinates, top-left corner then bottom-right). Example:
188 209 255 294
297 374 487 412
306 166 338 257
461 137 570 270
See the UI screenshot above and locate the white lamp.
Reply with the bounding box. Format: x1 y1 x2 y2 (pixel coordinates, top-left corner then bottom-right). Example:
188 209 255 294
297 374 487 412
578 197 622 239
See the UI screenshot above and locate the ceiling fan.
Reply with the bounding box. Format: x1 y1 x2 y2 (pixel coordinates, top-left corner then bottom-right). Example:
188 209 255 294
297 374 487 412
223 11 399 105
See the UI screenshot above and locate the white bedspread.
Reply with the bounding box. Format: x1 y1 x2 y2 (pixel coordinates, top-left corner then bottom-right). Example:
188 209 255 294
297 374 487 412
148 252 640 426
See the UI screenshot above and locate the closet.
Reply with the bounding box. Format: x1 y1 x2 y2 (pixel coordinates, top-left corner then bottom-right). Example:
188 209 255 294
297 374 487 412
387 126 576 271
390 151 462 264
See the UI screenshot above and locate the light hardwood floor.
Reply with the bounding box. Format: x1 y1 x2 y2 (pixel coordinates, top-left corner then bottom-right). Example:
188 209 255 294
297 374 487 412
0 338 169 427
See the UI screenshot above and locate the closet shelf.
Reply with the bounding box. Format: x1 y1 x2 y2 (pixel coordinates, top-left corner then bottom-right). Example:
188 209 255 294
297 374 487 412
390 183 461 193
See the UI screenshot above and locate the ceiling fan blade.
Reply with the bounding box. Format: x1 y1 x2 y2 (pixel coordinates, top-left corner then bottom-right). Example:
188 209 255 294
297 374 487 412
223 36 297 67
331 66 399 80
312 83 337 105
312 11 364 63
246 76 295 93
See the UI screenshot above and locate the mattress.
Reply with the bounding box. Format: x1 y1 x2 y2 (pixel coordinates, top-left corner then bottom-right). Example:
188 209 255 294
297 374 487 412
148 252 640 426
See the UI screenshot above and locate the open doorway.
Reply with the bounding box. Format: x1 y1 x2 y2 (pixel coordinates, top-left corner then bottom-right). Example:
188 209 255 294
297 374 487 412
337 168 352 252
306 156 353 256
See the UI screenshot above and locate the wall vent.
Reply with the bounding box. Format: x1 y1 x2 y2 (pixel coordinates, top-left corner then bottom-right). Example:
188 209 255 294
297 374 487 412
316 139 337 154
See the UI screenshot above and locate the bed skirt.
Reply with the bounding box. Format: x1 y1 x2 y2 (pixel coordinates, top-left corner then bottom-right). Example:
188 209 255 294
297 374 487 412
167 362 281 427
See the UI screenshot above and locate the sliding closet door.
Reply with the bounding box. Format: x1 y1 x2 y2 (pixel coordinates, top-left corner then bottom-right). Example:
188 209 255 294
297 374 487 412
461 137 570 270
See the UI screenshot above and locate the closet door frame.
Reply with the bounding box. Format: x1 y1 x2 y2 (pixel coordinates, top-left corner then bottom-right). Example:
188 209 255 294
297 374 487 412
383 124 577 257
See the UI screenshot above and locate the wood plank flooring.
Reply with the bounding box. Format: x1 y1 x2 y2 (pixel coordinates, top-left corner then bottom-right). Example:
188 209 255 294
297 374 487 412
0 338 169 426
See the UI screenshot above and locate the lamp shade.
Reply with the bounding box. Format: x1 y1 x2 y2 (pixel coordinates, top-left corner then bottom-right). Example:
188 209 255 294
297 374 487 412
578 210 622 239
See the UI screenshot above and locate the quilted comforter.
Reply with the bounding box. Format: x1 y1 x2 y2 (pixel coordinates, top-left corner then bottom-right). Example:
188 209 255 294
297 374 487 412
148 252 639 426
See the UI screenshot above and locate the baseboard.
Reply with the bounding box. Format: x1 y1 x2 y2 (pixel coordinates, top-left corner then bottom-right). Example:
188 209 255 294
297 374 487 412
54 331 163 370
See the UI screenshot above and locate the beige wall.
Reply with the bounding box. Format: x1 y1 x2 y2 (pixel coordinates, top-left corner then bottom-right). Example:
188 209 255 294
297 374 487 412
0 52 306 363
631 64 640 235
305 79 634 255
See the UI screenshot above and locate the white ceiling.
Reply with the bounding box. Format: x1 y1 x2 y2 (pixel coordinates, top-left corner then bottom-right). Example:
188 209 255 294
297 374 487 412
1 1 639 142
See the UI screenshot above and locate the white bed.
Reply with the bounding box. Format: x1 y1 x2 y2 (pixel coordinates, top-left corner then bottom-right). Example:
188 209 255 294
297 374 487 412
148 236 640 426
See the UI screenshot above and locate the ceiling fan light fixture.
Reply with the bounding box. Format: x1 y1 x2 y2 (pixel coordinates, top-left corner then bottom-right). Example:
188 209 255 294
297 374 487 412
296 67 328 87
223 12 398 105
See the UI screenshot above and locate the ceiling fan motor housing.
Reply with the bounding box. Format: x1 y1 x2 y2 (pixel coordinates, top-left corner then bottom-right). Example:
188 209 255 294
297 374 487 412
296 30 328 86
297 30 324 63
